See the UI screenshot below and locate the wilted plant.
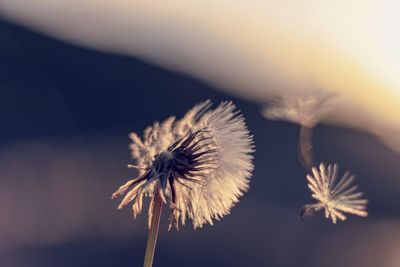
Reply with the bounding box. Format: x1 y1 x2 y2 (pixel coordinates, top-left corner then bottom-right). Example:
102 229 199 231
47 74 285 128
112 100 254 267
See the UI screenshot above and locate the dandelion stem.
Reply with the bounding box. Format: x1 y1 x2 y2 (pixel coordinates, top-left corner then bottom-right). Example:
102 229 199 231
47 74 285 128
298 125 315 169
143 190 163 267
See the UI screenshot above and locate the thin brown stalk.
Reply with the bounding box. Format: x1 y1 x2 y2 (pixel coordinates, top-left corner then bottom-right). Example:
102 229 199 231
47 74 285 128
298 125 315 170
143 190 163 267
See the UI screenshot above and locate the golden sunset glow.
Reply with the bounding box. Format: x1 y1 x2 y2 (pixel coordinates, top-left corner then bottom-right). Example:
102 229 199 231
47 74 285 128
1 0 400 152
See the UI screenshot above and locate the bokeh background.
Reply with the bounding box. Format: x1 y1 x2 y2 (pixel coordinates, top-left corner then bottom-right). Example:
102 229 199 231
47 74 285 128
1 16 400 267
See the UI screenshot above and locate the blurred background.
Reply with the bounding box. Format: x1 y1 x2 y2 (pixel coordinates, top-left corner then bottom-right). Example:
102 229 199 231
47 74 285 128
1 2 400 267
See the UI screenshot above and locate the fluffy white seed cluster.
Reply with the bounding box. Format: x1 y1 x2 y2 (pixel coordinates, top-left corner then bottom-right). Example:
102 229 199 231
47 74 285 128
112 100 254 229
301 163 368 223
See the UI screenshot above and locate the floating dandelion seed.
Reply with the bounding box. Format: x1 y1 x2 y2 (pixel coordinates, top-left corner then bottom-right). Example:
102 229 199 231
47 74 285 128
263 96 369 223
262 94 334 168
261 94 334 127
112 100 254 267
300 163 368 224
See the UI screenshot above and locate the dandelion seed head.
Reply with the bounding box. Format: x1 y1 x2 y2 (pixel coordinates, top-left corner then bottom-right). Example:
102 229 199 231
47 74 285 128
112 100 254 229
300 163 368 224
262 94 335 127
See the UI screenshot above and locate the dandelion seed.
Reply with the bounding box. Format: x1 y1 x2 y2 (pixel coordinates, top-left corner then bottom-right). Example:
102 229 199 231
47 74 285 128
262 94 334 168
300 163 368 224
111 100 254 267
261 94 334 127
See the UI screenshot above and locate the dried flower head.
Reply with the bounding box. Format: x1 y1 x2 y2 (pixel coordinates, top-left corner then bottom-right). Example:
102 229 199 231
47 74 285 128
261 94 334 127
112 100 254 229
300 163 368 223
